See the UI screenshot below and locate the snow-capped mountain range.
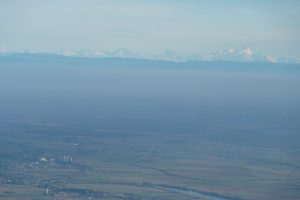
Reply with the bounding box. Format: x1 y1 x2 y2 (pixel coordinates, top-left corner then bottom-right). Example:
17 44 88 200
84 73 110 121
1 46 299 64
58 47 299 64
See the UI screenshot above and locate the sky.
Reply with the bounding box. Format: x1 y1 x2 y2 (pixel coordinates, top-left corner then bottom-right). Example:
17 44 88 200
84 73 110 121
1 0 300 57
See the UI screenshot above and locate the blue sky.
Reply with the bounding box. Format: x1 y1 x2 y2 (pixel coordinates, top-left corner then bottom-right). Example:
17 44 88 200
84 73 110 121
1 0 300 57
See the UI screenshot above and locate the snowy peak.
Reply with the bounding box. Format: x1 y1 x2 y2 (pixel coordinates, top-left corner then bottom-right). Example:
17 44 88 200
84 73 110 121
239 47 254 60
203 47 276 63
156 50 200 62
105 48 143 59
62 49 100 57
61 48 144 59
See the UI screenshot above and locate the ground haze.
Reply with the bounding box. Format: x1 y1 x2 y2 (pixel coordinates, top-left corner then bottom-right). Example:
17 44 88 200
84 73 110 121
0 55 300 200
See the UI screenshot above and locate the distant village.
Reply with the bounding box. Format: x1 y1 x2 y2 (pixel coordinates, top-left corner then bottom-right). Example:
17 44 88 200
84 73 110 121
0 155 146 200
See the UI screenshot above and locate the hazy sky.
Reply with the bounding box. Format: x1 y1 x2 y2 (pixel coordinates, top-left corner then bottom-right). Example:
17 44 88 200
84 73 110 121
1 0 300 57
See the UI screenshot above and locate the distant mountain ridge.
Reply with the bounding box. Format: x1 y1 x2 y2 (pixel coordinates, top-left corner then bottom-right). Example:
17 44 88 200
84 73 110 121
59 47 300 64
1 47 300 64
1 52 300 74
